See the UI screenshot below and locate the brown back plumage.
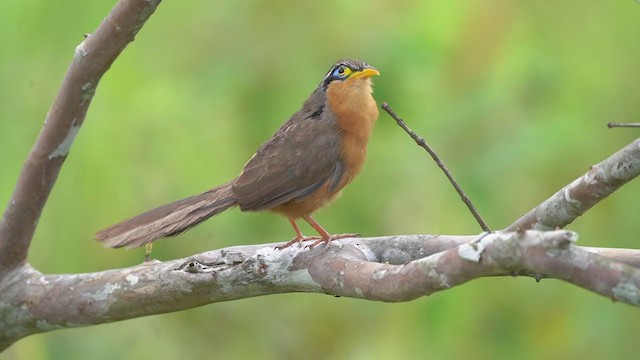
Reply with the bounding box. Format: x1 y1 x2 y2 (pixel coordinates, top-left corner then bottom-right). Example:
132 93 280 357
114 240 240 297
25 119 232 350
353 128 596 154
232 87 344 211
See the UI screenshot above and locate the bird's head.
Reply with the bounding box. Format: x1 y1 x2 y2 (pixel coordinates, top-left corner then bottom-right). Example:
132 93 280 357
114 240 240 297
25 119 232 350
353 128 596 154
321 59 380 89
318 59 380 130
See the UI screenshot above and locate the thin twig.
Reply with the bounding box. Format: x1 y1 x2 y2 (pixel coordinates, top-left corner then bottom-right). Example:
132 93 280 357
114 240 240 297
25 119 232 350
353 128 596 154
607 122 640 128
381 102 491 232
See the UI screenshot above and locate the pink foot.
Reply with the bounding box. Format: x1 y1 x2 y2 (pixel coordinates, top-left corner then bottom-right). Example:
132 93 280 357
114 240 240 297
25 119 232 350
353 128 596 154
306 233 360 249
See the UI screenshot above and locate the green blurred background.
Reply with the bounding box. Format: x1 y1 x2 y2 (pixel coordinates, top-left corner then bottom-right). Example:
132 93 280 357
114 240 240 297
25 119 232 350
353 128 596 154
2 0 640 359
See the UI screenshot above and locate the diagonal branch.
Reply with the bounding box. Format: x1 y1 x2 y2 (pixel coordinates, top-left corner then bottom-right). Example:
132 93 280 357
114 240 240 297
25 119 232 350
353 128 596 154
0 0 162 275
506 138 640 231
381 102 491 232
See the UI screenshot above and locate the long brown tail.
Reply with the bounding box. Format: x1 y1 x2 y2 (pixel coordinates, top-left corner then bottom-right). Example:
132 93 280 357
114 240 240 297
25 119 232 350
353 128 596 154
96 180 237 249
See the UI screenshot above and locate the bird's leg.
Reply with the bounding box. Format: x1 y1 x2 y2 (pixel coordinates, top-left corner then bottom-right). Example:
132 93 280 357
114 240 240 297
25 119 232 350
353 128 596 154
304 215 358 248
144 242 153 262
276 217 321 250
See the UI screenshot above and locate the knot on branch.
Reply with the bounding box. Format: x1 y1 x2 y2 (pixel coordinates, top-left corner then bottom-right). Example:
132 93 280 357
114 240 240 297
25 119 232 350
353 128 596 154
457 230 578 272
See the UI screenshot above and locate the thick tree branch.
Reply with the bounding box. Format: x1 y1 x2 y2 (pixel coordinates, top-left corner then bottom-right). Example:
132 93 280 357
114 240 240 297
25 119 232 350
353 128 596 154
0 0 162 276
2 230 640 350
506 138 640 231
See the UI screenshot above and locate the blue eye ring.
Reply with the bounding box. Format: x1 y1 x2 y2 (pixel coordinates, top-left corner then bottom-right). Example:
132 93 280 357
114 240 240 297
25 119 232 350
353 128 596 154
332 65 348 79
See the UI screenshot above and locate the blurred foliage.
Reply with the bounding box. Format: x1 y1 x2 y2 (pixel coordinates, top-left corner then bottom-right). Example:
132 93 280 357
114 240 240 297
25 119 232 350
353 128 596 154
1 0 640 359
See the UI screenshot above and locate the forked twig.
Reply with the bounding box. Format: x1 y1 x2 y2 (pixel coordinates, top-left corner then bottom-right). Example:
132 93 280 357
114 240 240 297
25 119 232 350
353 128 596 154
381 102 491 232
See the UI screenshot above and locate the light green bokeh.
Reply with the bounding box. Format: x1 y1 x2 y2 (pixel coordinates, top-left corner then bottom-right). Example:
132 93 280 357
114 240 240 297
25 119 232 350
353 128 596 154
1 1 640 359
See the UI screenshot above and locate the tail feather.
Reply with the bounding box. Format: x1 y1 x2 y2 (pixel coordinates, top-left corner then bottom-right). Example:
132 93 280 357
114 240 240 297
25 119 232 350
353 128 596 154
96 180 237 249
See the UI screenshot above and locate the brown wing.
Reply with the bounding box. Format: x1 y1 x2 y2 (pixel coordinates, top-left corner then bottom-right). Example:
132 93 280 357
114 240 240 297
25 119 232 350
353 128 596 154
232 92 344 212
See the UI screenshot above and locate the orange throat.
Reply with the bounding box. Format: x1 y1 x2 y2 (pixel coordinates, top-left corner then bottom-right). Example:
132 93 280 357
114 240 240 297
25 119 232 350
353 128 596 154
326 77 379 178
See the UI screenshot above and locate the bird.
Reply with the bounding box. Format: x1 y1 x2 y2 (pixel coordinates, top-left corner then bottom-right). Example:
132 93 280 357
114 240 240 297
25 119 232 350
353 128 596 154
96 59 380 256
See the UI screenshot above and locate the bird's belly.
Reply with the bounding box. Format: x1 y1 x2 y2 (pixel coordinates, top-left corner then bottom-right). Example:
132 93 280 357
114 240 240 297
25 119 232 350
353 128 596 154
270 181 344 219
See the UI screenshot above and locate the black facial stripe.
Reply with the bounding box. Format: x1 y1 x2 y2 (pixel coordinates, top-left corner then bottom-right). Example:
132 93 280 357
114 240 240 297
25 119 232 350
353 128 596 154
322 64 343 84
319 59 369 89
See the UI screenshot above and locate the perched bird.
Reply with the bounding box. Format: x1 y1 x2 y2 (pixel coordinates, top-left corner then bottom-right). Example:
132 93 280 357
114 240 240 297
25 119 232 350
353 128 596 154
96 59 380 255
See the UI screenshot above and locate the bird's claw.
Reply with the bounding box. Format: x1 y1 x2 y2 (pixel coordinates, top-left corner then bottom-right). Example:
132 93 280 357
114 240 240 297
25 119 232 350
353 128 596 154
276 233 360 250
275 236 321 250
306 233 360 249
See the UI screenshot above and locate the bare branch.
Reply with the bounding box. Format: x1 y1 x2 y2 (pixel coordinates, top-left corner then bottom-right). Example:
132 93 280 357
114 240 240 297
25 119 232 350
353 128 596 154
381 102 491 232
608 122 640 128
0 0 162 275
2 230 640 350
583 247 640 268
506 138 640 231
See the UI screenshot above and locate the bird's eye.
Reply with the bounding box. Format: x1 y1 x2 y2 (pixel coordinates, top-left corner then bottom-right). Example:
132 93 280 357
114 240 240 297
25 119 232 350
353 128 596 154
332 65 351 79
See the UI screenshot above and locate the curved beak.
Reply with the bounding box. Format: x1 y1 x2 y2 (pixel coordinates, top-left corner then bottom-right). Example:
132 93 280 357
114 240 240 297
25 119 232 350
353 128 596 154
352 66 380 79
